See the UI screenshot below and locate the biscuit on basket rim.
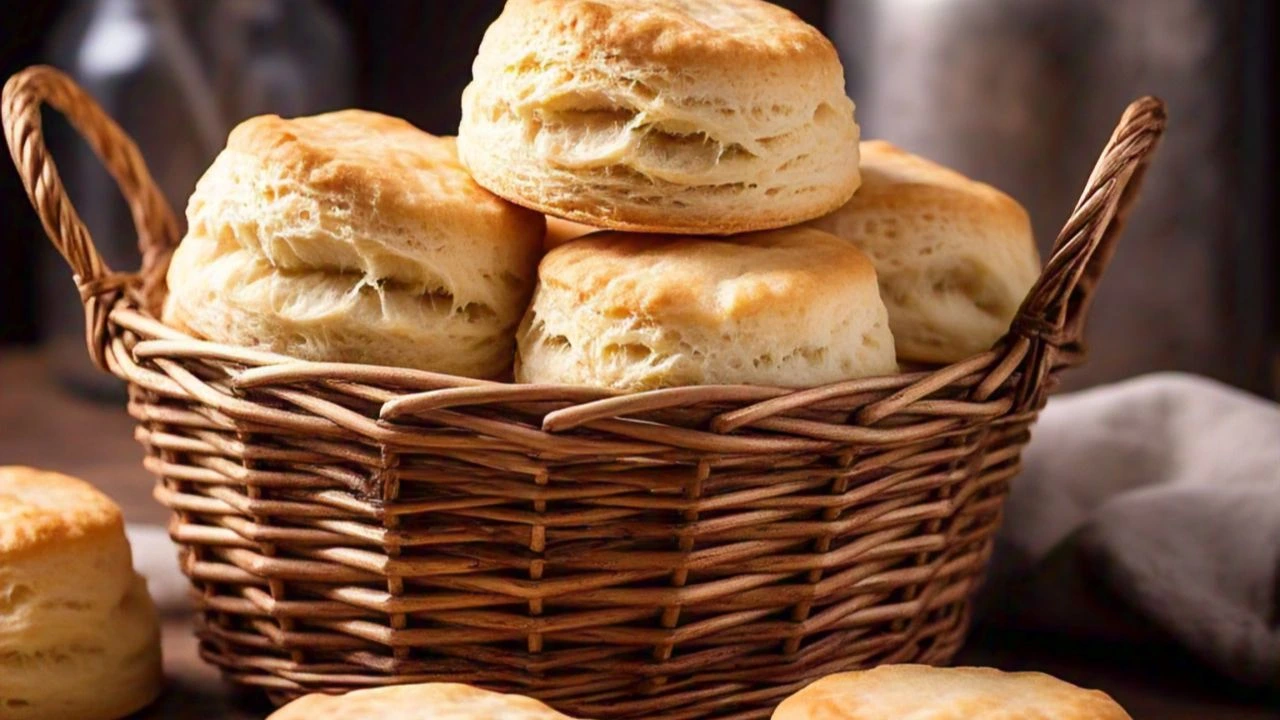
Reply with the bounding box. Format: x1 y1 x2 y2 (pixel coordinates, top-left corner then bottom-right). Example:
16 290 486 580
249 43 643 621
162 109 545 377
516 227 897 390
808 140 1041 364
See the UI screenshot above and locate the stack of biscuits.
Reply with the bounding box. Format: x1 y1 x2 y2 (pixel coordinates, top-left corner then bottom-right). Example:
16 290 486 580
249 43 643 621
163 0 1042 392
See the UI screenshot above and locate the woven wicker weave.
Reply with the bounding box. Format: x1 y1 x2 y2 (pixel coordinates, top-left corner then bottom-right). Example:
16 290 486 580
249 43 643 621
4 65 1165 720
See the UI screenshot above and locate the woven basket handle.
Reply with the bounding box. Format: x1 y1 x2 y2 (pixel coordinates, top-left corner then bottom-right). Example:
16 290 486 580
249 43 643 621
3 65 179 367
1008 96 1167 407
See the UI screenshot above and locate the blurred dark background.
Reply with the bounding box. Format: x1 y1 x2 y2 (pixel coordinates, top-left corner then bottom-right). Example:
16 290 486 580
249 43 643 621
1 0 1276 397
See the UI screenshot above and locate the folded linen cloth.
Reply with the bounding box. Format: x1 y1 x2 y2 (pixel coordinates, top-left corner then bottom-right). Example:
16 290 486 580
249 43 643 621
126 525 191 615
978 372 1280 687
125 373 1279 686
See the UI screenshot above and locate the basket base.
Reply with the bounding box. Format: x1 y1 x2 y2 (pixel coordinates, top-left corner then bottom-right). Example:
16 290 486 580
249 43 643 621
195 606 971 719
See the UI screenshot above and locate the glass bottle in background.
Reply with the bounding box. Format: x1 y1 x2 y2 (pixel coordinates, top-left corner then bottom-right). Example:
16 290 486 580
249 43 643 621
194 0 352 122
829 0 1272 394
42 0 352 400
43 0 223 400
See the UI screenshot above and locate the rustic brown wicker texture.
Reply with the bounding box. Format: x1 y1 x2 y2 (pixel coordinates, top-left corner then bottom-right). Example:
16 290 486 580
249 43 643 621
4 65 1165 720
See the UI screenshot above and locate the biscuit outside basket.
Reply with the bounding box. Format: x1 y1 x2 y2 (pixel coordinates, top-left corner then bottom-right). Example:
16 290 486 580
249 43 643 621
4 66 1165 720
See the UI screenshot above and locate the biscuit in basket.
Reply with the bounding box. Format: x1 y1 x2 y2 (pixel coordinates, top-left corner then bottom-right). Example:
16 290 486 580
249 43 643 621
267 683 582 720
0 466 163 720
163 110 545 378
808 141 1041 364
458 0 861 235
544 216 599 251
771 665 1133 720
516 227 897 390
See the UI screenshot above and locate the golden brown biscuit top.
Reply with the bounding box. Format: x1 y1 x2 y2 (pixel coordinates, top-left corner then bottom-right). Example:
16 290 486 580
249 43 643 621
539 228 877 324
220 110 526 230
267 683 582 720
0 466 123 559
189 109 545 300
484 0 839 72
772 666 1133 720
848 141 1031 242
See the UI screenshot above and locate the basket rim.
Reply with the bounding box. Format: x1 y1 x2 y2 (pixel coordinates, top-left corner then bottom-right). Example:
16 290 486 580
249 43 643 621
103 302 1027 441
115 299 1010 397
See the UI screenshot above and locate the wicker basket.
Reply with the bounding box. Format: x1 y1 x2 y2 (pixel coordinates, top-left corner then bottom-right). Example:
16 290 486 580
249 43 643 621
4 65 1164 720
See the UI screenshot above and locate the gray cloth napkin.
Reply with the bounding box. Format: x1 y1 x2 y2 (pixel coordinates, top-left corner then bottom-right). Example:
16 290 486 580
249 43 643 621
978 372 1280 687
127 372 1280 686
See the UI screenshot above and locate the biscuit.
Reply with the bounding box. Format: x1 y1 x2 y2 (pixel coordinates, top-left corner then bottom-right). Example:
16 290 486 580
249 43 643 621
772 666 1133 720
267 683 582 720
808 141 1041 363
163 110 545 377
459 0 861 235
516 228 896 390
0 466 163 720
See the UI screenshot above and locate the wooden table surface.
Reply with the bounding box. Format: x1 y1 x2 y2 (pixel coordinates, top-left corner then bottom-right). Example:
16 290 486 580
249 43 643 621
2 350 1276 719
